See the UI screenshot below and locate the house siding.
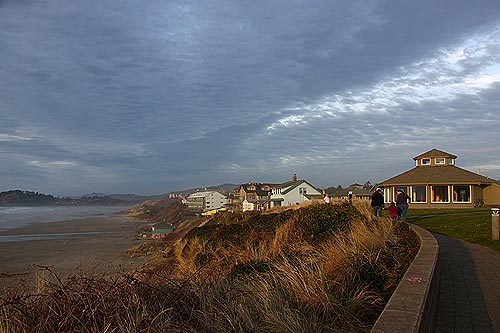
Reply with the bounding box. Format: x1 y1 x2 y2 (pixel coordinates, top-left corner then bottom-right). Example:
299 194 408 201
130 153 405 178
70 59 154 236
378 149 500 209
269 180 321 208
484 183 500 206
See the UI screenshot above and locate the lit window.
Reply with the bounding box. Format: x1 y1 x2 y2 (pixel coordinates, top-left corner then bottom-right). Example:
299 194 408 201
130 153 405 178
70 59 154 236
421 158 431 165
435 158 446 165
453 185 471 203
411 186 426 203
431 186 449 202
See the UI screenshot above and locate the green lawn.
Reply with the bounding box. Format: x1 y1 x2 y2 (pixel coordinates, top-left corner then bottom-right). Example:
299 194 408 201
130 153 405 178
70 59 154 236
407 208 500 252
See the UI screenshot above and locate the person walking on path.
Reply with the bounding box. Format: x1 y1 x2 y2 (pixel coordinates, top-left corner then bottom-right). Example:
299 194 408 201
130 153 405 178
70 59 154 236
371 188 384 217
396 189 410 221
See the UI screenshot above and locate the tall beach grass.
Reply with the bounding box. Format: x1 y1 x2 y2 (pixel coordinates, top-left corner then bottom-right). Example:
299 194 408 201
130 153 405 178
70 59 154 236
1 201 418 332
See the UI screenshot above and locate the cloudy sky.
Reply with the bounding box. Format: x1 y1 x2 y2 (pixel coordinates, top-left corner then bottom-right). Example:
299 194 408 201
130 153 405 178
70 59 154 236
1 0 500 195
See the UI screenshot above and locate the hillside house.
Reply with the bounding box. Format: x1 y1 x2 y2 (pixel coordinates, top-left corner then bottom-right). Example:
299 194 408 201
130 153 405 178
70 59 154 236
151 223 175 239
186 191 228 212
377 149 500 208
269 179 322 208
230 183 273 211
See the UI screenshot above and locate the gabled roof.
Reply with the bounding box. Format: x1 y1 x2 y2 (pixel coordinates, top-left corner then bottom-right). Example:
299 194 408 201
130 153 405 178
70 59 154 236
272 179 320 195
413 149 457 160
378 165 496 186
237 183 272 196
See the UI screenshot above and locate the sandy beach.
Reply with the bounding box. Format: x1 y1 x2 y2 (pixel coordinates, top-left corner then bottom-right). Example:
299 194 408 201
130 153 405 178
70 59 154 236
0 214 148 291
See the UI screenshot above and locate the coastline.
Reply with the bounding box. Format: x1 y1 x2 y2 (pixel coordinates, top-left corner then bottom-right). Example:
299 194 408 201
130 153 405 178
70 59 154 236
0 214 148 291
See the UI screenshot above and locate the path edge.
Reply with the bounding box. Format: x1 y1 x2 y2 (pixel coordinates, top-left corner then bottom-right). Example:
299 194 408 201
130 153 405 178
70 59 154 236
371 224 439 333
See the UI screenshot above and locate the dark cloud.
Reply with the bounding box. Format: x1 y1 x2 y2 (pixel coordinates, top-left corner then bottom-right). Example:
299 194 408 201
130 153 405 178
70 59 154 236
1 0 500 194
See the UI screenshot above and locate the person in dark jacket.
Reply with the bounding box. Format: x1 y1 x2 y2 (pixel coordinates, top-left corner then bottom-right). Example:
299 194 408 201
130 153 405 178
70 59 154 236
371 188 384 217
396 189 410 221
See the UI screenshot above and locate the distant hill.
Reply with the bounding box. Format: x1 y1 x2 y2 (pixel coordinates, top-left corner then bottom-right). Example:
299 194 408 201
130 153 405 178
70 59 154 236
0 190 161 206
169 183 238 197
0 190 60 206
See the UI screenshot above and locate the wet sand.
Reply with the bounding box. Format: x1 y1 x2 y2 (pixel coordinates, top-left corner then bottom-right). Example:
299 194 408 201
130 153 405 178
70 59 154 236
0 215 148 291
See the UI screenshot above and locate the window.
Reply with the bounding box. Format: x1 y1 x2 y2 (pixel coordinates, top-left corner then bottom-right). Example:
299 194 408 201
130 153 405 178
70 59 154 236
299 187 307 194
431 186 449 202
453 185 471 203
435 158 445 165
411 186 426 203
421 158 431 165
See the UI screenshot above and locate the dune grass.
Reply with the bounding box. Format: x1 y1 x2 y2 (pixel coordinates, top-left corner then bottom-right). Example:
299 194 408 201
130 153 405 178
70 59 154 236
1 201 418 332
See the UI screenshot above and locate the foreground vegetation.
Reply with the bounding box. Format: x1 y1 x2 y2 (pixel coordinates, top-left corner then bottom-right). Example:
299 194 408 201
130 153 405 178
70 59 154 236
1 201 418 332
410 208 500 252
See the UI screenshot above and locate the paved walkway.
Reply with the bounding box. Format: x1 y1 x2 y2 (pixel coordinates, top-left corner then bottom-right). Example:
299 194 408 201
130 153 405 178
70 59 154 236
434 233 500 332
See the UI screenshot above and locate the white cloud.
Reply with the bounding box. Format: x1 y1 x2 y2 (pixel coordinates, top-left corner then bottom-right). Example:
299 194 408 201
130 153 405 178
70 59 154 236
266 25 500 131
28 160 79 169
0 133 34 142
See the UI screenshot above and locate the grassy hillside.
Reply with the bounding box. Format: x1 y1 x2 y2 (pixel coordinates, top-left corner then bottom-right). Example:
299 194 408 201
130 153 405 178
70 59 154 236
1 201 418 332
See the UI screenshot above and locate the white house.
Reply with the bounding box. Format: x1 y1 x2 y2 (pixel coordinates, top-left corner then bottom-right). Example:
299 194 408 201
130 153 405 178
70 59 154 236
186 191 228 211
269 179 322 208
242 198 269 212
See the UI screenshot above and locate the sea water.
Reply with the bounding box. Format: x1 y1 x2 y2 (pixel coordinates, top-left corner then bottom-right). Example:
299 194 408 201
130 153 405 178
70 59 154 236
0 206 131 242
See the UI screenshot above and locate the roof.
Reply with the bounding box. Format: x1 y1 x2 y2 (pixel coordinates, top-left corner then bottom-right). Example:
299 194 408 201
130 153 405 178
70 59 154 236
272 179 320 195
304 193 323 200
242 198 269 204
413 149 457 160
378 165 496 186
187 191 225 198
239 183 271 196
330 187 373 197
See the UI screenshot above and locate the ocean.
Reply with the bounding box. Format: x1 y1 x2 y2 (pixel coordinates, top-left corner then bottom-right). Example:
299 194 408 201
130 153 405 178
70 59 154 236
0 206 131 242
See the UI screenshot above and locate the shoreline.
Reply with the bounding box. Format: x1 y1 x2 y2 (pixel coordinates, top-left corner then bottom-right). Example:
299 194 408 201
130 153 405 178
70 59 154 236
0 214 149 291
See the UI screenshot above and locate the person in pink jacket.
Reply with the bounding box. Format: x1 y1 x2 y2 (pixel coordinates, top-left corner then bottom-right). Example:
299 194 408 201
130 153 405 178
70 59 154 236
385 202 398 220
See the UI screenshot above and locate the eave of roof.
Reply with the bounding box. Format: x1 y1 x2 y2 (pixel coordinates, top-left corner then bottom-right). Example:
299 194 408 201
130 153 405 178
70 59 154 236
413 149 457 160
378 165 495 186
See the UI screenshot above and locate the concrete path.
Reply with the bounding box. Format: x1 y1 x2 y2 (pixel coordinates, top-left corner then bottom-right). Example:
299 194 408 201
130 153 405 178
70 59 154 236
434 233 500 332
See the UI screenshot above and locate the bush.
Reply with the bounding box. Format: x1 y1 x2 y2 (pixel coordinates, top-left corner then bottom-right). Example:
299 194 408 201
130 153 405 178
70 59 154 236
296 202 359 243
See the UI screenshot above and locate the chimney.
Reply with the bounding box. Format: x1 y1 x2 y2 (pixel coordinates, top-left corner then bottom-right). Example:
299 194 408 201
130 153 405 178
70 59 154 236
292 174 297 181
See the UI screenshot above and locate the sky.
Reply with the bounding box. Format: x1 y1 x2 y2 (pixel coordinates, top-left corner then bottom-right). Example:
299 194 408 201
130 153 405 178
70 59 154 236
1 0 500 196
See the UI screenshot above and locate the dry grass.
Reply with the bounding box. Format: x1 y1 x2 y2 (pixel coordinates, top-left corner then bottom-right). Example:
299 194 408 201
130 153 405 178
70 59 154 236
1 201 418 332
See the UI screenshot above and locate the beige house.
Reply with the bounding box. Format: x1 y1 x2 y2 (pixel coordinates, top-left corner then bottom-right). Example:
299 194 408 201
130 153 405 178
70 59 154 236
230 183 273 211
377 149 500 208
